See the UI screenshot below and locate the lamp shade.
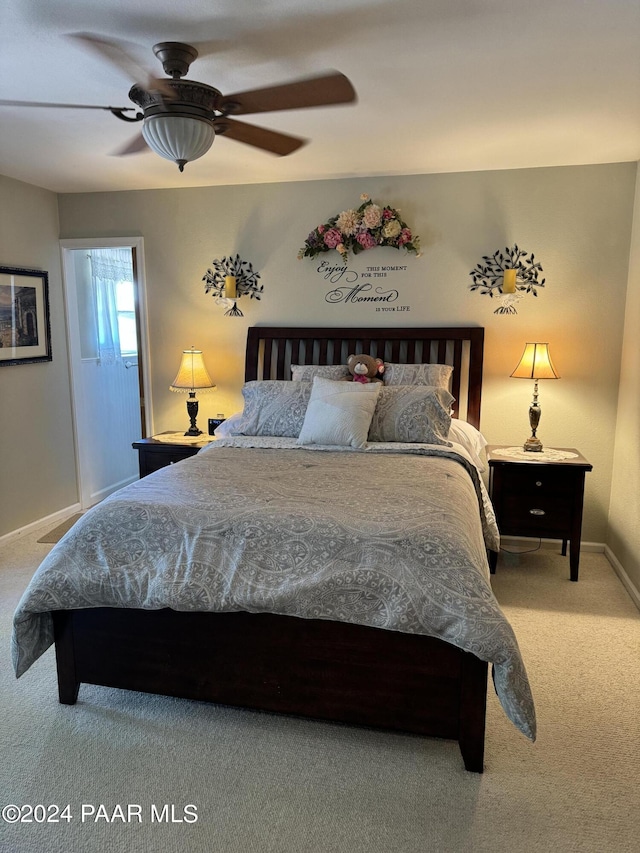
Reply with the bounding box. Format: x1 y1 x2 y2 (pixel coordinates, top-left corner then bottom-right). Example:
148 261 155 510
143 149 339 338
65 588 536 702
142 115 215 171
170 349 215 392
511 343 559 380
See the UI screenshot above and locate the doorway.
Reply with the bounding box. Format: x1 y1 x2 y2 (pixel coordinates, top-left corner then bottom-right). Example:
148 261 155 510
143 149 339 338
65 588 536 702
61 237 153 509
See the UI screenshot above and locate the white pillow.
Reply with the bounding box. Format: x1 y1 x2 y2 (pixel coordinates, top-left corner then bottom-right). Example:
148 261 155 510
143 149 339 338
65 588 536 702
213 412 243 437
383 362 453 389
291 364 350 381
297 377 380 448
448 419 488 472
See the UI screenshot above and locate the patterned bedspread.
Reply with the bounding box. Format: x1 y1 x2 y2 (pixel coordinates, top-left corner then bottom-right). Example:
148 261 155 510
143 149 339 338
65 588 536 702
12 439 536 740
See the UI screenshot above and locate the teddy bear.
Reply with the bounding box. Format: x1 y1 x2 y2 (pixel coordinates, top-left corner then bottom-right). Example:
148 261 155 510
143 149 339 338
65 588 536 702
346 353 385 383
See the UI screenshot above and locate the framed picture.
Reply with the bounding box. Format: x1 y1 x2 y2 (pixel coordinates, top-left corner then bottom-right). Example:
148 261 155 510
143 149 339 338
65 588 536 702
0 266 52 366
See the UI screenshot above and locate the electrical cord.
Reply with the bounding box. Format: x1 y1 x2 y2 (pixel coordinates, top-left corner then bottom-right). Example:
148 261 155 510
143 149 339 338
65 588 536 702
499 538 542 555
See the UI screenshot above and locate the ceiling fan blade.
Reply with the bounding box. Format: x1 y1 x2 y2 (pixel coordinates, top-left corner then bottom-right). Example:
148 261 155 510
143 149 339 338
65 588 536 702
221 71 356 115
216 117 307 156
113 133 149 156
68 32 175 99
0 99 135 112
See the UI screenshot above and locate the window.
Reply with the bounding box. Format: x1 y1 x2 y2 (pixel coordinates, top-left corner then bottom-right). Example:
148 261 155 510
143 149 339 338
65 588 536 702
89 247 137 364
115 279 138 358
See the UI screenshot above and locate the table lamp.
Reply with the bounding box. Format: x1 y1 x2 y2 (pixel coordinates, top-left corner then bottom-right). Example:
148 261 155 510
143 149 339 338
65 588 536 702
170 348 215 436
510 342 559 452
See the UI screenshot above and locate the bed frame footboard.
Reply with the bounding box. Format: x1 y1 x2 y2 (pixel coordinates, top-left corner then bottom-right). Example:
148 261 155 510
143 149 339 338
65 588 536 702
52 608 487 772
53 608 80 704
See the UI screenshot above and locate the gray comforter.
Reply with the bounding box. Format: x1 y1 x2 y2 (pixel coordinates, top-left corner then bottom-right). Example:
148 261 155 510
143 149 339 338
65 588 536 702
12 438 536 740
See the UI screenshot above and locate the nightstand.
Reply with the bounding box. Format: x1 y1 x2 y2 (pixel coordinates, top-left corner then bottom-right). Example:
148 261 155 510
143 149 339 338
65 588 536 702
132 432 214 478
486 446 592 581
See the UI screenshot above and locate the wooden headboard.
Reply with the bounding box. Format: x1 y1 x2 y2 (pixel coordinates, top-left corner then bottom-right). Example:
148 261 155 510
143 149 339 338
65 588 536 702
245 326 484 429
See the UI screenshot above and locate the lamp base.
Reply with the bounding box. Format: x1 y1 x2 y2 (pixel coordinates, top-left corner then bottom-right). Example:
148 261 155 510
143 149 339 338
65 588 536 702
524 396 543 451
523 436 543 452
185 395 202 436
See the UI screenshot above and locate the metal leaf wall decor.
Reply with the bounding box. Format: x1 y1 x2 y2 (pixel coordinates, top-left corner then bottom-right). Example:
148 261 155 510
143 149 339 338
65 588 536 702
203 254 263 317
469 245 545 314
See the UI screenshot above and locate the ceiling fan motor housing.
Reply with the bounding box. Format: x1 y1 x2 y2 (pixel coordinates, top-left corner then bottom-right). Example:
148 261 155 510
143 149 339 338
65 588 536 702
128 80 223 120
152 42 199 79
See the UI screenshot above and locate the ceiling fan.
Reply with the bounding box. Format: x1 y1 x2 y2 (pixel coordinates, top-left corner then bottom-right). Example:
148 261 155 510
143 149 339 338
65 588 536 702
0 35 357 172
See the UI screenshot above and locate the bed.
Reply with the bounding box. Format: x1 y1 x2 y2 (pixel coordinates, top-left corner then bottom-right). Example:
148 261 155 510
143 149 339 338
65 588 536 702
12 326 535 773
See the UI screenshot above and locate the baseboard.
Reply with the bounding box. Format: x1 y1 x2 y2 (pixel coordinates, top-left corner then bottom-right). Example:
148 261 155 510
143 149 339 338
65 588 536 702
604 546 640 612
89 475 137 506
0 503 82 548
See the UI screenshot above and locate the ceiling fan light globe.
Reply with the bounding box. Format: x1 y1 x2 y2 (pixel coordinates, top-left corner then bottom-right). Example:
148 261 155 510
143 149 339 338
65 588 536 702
141 115 215 170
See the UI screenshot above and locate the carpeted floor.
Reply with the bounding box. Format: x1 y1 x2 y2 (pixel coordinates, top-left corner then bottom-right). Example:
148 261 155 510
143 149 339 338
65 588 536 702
1 529 639 853
36 514 84 543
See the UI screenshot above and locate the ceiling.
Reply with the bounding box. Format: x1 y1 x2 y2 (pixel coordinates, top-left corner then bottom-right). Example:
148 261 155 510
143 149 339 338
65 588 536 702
1 0 639 194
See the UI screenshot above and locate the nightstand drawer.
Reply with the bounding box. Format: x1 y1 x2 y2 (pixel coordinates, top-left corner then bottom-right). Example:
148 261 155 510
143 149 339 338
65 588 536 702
141 447 195 475
502 466 574 505
133 433 213 478
500 465 574 496
499 492 572 535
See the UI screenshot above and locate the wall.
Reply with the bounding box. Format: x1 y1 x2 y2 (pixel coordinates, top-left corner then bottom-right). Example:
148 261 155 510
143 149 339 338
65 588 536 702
608 165 640 591
57 163 637 544
0 175 77 537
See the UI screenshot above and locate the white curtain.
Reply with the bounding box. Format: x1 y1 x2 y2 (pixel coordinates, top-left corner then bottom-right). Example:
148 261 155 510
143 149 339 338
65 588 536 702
89 248 133 365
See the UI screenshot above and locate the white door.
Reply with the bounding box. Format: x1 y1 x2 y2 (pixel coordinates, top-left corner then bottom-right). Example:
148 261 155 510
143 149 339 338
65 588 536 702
61 237 152 509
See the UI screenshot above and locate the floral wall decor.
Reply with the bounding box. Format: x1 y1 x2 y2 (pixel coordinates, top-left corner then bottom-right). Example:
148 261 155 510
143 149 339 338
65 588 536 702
203 254 263 317
297 193 421 263
469 245 545 314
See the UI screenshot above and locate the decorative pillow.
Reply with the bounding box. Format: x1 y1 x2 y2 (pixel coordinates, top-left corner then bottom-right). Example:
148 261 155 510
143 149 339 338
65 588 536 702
232 380 312 437
213 412 243 437
448 419 488 471
383 362 453 389
291 364 350 382
368 386 453 444
297 377 380 448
